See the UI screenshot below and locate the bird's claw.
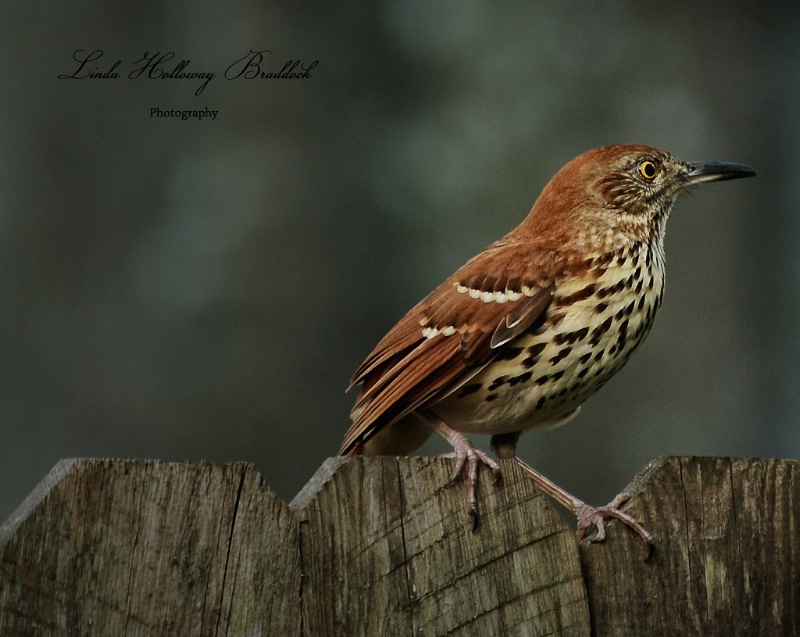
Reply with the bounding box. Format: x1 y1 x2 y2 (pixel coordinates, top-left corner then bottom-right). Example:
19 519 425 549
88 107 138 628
575 492 654 559
439 445 501 531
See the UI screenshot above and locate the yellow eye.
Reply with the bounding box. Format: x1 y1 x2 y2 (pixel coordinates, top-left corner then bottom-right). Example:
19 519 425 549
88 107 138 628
638 160 657 180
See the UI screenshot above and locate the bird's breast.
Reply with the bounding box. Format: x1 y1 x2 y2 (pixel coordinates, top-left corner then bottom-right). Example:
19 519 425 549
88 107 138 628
433 247 665 435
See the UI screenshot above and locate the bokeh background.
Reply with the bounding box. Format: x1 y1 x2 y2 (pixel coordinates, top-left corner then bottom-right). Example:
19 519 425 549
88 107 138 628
1 3 796 524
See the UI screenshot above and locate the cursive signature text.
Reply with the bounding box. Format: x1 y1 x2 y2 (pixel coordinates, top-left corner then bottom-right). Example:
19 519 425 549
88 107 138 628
58 49 319 97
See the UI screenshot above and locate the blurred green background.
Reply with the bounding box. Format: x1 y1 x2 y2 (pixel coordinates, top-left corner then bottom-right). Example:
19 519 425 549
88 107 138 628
1 2 795 523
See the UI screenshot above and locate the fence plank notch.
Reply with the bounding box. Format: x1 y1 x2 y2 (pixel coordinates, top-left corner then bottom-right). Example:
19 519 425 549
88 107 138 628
1 455 799 636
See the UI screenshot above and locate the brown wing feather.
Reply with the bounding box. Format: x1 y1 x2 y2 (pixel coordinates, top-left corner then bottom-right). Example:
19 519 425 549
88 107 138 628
339 241 561 455
490 290 554 348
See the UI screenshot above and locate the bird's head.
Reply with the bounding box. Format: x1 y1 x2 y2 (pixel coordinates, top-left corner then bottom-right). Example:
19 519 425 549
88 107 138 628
520 144 756 251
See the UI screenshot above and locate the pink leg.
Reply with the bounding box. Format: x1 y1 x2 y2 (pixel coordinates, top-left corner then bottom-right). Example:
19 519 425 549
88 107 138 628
419 410 500 530
512 456 653 553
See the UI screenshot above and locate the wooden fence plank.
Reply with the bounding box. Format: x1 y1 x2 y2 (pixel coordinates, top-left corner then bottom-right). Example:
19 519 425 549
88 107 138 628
0 459 300 636
291 456 590 636
580 456 800 637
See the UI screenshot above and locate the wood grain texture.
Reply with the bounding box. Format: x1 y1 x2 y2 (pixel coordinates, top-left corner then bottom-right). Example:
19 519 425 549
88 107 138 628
0 459 299 636
292 457 589 636
580 456 800 637
2 456 799 636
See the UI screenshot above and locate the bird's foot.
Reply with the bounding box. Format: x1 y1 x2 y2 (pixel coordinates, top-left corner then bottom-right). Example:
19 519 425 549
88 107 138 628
575 492 654 558
439 441 501 531
512 457 653 557
442 436 500 533
418 409 501 531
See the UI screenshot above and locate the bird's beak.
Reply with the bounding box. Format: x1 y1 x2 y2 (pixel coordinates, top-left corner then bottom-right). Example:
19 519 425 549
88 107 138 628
684 160 757 185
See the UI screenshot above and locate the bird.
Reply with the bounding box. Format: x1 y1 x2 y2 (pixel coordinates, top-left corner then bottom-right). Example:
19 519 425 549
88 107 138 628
338 144 755 544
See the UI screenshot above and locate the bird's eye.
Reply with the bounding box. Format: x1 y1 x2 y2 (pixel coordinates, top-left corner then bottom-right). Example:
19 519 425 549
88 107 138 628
638 160 657 180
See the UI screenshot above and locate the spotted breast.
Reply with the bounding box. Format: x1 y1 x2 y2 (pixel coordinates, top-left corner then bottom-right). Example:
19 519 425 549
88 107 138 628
431 239 665 435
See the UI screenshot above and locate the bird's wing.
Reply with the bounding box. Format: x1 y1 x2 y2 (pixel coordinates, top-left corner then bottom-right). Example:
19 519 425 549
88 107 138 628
339 242 558 455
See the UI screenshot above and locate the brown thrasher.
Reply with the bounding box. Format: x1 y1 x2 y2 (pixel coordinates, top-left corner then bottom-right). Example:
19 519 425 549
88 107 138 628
339 144 755 545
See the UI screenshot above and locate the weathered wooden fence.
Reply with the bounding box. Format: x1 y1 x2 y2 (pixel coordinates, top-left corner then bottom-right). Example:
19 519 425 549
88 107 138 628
0 456 798 636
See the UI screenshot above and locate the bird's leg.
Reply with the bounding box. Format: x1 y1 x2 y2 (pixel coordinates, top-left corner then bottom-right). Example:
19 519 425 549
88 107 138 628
489 432 651 547
419 409 500 530
511 454 653 549
489 431 521 459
